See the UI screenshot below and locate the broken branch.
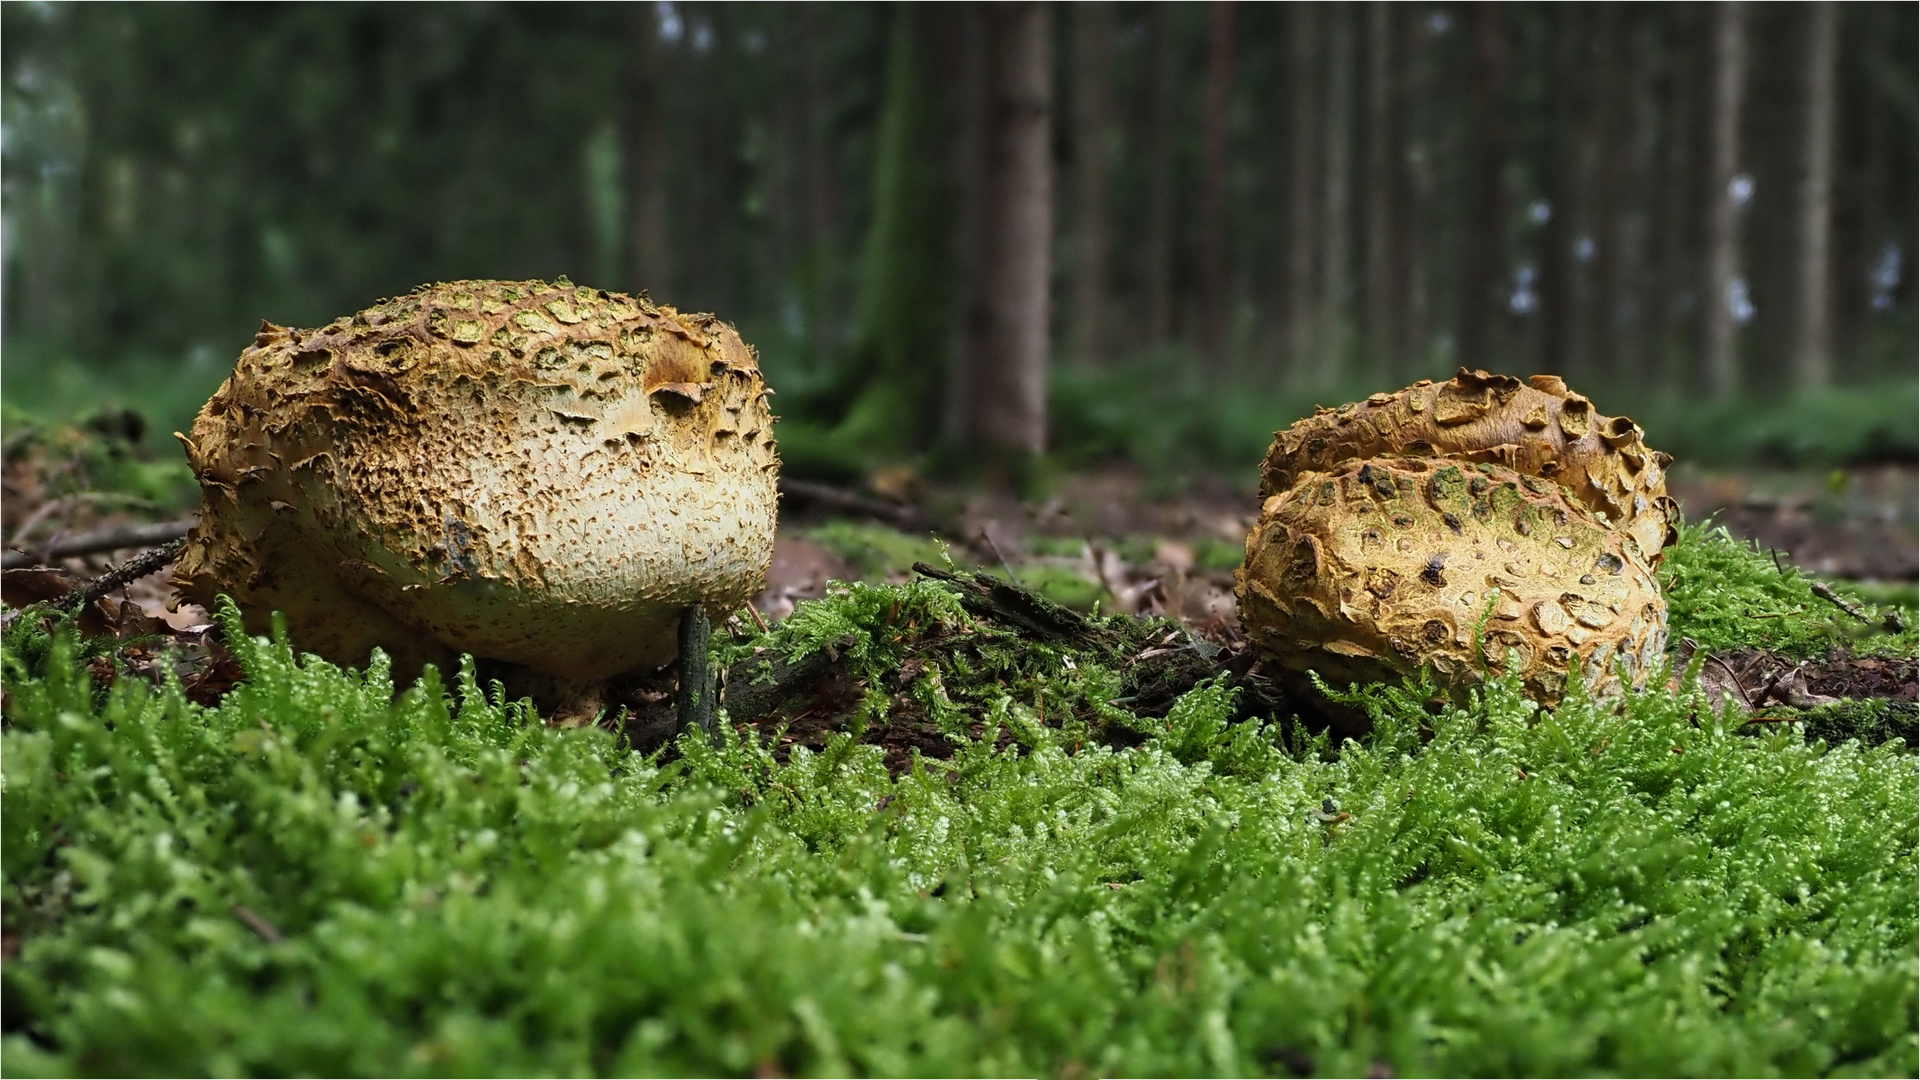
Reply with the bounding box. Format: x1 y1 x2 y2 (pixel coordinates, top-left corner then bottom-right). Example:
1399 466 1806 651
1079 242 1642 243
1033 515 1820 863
2 517 194 569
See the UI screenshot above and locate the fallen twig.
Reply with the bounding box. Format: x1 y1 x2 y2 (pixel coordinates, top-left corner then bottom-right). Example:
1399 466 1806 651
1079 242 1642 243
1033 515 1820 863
3 517 194 569
779 477 921 526
230 903 283 943
1808 581 1871 624
68 538 188 611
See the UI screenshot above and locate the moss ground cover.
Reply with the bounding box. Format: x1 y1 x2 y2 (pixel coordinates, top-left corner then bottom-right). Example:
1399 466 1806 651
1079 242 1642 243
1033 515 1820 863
1661 521 1918 660
3 586 1916 1077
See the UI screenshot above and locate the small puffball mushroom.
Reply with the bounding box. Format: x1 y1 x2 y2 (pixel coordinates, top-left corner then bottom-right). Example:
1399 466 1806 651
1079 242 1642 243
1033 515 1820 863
172 280 779 712
1236 457 1667 706
1258 369 1679 565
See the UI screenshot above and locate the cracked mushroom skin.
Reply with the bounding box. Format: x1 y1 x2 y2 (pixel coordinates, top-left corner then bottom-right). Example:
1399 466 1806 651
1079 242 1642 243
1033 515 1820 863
1236 457 1667 705
172 279 780 691
1258 369 1679 563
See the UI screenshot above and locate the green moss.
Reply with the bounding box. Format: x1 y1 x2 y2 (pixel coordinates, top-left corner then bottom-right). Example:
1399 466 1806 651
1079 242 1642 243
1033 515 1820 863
1008 564 1109 612
800 521 951 580
3 587 1916 1076
1195 536 1245 573
1660 521 1919 660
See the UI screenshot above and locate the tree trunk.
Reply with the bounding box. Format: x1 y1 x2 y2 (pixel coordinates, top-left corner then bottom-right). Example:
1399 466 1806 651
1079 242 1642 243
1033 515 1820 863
1316 3 1356 384
1653 4 1703 390
1701 0 1748 400
958 2 1053 458
1589 4 1625 381
1196 1 1236 365
1393 6 1428 375
1143 6 1178 345
1069 1 1116 370
1539 4 1585 379
1791 1 1838 390
1281 3 1320 375
1362 1 1397 378
622 7 671 299
1457 2 1509 369
1615 16 1660 390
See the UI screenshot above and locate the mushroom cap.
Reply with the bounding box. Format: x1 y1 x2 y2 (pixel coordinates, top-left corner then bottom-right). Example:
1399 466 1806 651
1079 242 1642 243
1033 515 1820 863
1235 457 1667 705
173 279 780 683
1258 370 1679 564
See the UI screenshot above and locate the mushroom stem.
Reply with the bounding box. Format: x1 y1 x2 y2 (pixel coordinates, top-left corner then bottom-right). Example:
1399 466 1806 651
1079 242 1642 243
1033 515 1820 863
677 604 719 747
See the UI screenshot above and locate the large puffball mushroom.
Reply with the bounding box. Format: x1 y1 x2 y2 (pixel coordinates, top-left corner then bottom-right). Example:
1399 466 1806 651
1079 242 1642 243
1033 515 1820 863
172 280 779 707
1236 457 1667 706
1258 369 1679 564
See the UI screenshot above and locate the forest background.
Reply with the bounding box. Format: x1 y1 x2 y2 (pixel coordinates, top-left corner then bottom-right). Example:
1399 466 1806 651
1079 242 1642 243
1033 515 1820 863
2 0 1915 483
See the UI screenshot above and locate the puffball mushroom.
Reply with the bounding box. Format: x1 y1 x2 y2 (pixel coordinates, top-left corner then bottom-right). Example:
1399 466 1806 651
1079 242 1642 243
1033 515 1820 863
1258 369 1679 565
172 279 779 706
1236 457 1667 706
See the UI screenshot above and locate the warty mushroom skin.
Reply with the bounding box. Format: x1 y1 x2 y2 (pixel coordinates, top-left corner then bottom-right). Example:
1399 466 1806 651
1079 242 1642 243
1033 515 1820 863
1258 369 1679 565
172 279 780 688
1237 456 1667 705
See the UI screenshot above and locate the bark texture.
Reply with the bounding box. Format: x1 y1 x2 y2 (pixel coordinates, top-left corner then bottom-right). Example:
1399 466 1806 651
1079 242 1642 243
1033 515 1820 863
1282 3 1321 374
1791 1 1838 390
958 2 1053 457
1069 1 1116 369
1701 0 1748 399
1197 1 1237 364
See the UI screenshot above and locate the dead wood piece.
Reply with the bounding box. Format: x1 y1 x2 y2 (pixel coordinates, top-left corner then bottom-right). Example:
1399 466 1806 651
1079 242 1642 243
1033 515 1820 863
2 517 194 569
68 538 188 612
722 641 854 723
1808 581 1871 624
780 477 922 526
911 561 1104 646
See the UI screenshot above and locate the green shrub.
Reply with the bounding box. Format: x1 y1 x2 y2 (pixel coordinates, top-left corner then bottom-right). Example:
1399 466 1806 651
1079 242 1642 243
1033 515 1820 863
4 588 1915 1077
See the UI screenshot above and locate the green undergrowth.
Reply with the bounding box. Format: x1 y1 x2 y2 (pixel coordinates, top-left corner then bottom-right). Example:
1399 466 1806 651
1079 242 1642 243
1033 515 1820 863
799 522 1113 612
4 593 1917 1077
1660 521 1918 660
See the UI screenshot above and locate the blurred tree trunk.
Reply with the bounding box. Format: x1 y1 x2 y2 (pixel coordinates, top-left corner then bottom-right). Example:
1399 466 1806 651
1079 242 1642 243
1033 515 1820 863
1144 7 1177 345
1791 1 1837 389
1457 3 1508 368
1196 1 1236 365
1653 4 1703 389
1701 0 1748 399
1616 18 1661 389
1362 1 1398 378
958 2 1053 457
1588 4 1624 380
622 7 671 299
1539 4 1583 379
1281 3 1320 375
1316 2 1355 383
1396 7 1430 374
842 6 959 457
1068 1 1115 370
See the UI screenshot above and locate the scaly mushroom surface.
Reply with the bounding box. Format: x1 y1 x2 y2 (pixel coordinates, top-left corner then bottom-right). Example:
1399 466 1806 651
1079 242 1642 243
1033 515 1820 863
1258 369 1679 564
1237 456 1667 705
172 280 779 703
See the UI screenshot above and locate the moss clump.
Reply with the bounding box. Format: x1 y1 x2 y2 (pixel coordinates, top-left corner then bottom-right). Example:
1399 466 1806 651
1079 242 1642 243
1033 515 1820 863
800 520 950 579
4 597 1915 1077
1660 521 1919 660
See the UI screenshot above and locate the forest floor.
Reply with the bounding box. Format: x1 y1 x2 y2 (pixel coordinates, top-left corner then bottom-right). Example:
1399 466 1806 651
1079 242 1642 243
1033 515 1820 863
5 418 1917 1076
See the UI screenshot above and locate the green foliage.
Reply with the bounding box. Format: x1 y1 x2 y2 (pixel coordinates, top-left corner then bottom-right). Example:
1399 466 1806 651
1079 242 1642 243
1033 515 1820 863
1660 521 1919 659
1004 565 1110 613
5 587 1916 1077
1638 381 1920 469
0 402 198 512
800 521 951 581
